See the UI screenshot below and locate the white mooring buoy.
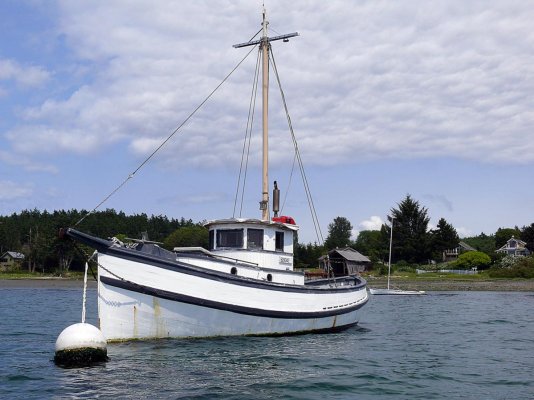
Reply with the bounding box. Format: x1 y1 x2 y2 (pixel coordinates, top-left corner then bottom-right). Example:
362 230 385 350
54 322 107 367
54 260 108 367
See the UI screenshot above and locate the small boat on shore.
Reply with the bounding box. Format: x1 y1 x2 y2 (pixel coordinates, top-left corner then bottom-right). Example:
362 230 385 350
62 9 368 341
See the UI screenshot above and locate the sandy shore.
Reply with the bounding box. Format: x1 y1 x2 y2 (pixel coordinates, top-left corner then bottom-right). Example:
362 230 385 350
365 276 534 292
2 276 533 291
0 278 98 289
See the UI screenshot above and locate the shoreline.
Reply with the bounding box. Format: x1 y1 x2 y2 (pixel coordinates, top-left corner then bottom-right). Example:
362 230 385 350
365 276 534 292
0 278 97 288
1 276 534 291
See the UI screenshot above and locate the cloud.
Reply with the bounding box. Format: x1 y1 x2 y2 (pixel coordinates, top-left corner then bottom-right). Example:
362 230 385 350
3 1 534 168
0 58 50 87
456 226 473 238
353 215 384 238
0 181 33 201
358 216 384 231
422 194 454 212
0 150 58 173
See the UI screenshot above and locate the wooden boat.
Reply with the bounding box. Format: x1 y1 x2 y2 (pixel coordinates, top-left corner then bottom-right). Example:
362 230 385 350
63 9 369 340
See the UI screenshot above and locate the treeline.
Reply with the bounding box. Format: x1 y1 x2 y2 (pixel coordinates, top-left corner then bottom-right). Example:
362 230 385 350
296 195 534 271
2 196 534 274
0 209 199 273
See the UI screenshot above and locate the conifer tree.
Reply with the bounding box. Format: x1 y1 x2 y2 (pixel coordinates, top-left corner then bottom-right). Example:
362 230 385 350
387 195 431 264
431 217 460 261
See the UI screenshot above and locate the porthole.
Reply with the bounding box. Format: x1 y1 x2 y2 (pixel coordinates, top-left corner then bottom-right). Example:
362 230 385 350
267 274 272 282
231 267 237 275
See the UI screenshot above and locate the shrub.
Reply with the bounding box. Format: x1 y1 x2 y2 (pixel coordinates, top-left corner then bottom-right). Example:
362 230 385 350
452 251 491 270
396 264 416 273
498 255 519 269
488 256 534 278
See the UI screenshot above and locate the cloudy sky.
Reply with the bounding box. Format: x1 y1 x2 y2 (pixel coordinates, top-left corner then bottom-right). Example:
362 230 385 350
1 0 533 242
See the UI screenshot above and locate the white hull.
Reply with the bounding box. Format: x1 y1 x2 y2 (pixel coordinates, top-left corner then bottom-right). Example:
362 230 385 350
99 280 364 339
97 252 368 341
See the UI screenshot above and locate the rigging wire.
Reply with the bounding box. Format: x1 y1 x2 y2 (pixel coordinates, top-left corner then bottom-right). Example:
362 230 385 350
270 47 325 245
233 49 261 218
239 56 261 218
75 44 258 227
247 28 263 44
280 152 297 214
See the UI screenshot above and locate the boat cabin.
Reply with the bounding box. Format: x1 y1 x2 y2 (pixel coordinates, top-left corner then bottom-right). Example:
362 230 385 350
204 218 297 271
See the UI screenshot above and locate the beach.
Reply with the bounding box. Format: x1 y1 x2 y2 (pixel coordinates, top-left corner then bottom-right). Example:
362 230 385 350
0 278 97 289
365 275 534 291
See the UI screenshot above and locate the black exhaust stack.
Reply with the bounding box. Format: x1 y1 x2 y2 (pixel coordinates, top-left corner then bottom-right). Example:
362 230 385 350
273 181 280 218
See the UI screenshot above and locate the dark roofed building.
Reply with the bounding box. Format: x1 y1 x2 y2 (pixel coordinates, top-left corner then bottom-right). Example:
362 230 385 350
319 247 371 276
442 241 477 262
0 251 25 272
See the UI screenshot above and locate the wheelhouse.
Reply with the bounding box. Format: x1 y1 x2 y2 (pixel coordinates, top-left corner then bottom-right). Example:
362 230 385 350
205 218 298 271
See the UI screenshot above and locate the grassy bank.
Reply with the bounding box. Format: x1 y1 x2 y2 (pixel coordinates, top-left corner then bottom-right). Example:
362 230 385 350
0 271 85 280
364 271 534 291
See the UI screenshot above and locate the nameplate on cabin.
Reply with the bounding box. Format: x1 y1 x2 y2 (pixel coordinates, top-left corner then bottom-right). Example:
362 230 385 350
279 257 291 265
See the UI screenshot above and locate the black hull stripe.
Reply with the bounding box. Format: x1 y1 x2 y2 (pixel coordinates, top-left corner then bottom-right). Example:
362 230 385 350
100 276 369 319
104 247 367 294
65 228 367 294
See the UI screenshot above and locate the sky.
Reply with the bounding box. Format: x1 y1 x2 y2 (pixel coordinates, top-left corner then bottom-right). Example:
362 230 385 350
1 0 533 243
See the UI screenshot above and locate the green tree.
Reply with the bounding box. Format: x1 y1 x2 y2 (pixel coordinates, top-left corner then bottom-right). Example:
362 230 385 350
164 225 209 250
353 230 385 262
520 223 534 251
387 195 431 264
495 227 521 249
453 251 492 270
294 242 325 269
462 233 495 255
430 217 460 261
324 217 353 250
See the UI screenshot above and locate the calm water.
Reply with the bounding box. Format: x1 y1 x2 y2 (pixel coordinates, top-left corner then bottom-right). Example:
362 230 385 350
1 285 533 399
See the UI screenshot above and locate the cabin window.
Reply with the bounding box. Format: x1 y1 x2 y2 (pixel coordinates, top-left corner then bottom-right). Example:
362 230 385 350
247 229 264 250
275 231 284 251
216 229 244 248
208 230 215 250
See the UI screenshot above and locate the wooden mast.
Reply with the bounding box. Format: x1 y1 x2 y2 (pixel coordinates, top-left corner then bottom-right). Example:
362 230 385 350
233 11 299 221
260 8 270 221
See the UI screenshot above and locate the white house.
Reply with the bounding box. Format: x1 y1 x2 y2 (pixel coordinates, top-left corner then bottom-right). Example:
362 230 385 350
496 236 530 256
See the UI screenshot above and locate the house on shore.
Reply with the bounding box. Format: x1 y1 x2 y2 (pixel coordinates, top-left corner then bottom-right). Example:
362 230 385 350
496 236 530 257
442 241 477 262
0 251 25 272
318 247 371 276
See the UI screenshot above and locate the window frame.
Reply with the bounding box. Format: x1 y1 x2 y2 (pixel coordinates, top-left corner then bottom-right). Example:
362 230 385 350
275 231 284 252
216 229 244 249
247 228 264 250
